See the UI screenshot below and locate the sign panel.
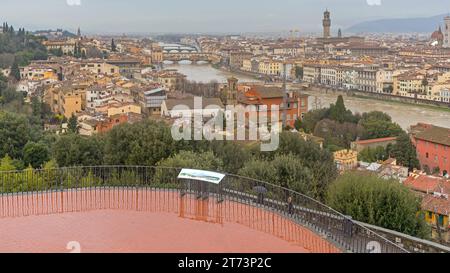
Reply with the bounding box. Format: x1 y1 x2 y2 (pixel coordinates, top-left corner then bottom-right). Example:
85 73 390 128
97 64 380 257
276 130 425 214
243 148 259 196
177 169 225 184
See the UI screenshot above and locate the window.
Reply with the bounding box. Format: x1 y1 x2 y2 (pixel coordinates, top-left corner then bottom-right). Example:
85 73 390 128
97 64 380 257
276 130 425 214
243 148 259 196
426 153 429 159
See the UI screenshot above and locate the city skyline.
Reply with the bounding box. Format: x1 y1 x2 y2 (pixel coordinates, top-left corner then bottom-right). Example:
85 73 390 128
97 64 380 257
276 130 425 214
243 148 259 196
1 0 450 255
1 0 450 34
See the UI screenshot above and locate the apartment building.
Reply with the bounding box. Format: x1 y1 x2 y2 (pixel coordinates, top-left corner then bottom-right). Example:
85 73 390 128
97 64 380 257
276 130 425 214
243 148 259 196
410 123 450 176
80 61 120 76
45 84 88 118
303 64 321 84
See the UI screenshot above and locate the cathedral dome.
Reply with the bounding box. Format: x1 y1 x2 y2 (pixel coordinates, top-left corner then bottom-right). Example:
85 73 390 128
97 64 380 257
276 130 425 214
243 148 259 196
431 27 444 42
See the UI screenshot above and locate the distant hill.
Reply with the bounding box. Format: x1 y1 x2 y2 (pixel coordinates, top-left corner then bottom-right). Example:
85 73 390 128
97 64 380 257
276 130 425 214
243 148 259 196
347 14 446 34
33 29 77 39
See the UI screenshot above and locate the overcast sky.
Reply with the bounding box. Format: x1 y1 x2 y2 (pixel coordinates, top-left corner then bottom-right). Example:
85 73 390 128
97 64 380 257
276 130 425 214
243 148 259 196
1 0 450 34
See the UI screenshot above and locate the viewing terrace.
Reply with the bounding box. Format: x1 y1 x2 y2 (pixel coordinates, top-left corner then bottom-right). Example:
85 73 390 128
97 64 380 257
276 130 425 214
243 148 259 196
0 166 449 253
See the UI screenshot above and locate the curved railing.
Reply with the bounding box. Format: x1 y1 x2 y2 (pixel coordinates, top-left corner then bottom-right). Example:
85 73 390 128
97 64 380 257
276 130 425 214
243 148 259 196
0 166 442 253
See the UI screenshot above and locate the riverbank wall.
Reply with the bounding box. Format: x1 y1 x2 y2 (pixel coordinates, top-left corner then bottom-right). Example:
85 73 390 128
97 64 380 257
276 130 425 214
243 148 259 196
306 85 450 110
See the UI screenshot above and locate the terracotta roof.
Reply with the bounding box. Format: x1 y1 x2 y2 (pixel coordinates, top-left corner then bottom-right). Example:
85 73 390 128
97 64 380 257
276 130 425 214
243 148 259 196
422 195 450 216
354 137 397 145
404 175 449 194
415 125 450 146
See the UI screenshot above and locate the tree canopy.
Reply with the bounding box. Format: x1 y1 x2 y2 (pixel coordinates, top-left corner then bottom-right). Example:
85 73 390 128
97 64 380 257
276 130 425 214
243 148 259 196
390 132 420 171
103 120 177 166
0 111 31 159
52 134 104 167
23 142 50 169
359 111 403 140
298 97 405 151
0 23 48 68
327 172 430 238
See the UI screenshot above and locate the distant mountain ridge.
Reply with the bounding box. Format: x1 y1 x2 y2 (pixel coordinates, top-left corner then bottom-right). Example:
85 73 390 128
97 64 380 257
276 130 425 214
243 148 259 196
347 14 447 33
32 29 77 39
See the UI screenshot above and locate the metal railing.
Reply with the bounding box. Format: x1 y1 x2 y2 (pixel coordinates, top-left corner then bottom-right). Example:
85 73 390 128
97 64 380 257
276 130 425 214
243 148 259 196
0 166 441 253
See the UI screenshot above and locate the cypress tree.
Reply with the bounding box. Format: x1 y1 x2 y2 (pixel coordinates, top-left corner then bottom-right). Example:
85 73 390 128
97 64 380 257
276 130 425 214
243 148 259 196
329 95 347 123
111 39 117 52
11 59 21 81
68 114 79 134
73 43 80 58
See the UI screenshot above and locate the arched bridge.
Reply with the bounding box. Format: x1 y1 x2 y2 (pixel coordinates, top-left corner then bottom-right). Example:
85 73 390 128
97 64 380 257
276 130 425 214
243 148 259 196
162 44 198 54
0 166 448 253
163 52 221 63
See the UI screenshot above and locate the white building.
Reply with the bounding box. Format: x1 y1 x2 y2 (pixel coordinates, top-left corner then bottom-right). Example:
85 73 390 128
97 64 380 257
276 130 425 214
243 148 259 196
376 69 394 93
303 65 321 84
439 88 450 103
342 69 359 90
161 97 224 119
321 67 337 87
356 68 377 93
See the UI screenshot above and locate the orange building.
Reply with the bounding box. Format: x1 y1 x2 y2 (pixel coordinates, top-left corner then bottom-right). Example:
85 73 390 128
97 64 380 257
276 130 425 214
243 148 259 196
96 114 129 134
410 123 450 176
237 85 308 128
79 113 142 136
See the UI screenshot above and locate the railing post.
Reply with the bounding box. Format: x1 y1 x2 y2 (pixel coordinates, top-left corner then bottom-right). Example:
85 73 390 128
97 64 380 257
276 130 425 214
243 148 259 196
60 169 64 213
135 166 139 211
0 167 419 253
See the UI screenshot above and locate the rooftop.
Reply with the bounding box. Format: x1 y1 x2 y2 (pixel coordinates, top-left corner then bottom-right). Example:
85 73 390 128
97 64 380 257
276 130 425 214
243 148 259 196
403 173 450 194
353 137 398 145
414 125 450 146
422 194 450 216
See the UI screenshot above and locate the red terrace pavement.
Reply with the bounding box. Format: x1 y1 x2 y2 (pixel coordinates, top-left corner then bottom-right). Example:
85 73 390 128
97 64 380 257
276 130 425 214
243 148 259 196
0 189 340 253
1 210 311 253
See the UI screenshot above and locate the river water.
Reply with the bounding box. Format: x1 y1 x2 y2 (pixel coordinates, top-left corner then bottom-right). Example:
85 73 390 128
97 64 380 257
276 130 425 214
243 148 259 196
306 91 450 130
164 64 450 130
165 63 261 83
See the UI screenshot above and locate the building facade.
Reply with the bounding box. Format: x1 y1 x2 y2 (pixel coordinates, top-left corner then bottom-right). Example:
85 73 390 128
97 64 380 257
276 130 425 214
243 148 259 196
411 123 450 176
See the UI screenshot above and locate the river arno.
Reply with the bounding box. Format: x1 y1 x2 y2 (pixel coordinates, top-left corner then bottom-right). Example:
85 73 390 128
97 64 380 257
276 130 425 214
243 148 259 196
305 91 450 130
165 64 450 130
165 63 261 83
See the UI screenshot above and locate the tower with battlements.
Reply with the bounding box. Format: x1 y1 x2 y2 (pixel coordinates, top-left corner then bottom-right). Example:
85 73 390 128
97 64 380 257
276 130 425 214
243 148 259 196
323 10 331 39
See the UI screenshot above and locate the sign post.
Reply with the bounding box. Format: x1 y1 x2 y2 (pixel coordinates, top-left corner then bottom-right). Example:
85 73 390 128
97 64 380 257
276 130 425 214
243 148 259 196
177 169 226 200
